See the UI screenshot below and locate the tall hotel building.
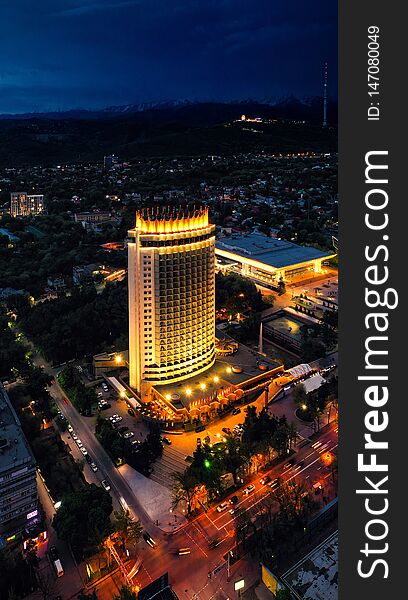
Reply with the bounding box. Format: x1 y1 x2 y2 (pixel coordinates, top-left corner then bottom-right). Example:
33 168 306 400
128 207 216 398
10 192 44 217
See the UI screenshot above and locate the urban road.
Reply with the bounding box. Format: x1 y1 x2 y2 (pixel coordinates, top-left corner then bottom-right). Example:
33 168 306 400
51 384 337 600
32 354 337 599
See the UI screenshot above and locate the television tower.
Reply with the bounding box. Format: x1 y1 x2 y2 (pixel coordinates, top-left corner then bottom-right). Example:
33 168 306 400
323 61 328 128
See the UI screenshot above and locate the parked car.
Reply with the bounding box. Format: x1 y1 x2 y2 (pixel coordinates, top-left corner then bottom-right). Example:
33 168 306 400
232 408 241 416
124 431 134 439
222 427 231 435
161 436 172 445
80 447 88 456
101 479 111 491
49 545 58 561
90 462 98 472
127 408 135 416
195 425 205 433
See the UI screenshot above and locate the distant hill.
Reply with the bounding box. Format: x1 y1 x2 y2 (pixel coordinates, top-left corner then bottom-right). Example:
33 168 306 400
0 99 337 167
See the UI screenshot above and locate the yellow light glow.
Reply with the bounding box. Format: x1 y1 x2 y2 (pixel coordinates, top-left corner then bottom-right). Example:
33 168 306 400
213 376 219 383
200 383 206 391
226 367 232 374
115 354 123 364
165 394 172 401
186 388 192 397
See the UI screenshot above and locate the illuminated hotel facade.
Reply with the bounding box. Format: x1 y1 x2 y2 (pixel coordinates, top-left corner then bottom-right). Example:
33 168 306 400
128 207 216 398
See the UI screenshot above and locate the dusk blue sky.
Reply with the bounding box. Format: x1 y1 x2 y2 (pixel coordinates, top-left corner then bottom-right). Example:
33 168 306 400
0 1 337 114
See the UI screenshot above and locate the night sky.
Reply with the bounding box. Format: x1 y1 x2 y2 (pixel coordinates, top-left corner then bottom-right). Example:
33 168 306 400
0 1 337 114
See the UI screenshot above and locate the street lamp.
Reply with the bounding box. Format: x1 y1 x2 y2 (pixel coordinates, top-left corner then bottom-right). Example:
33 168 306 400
186 388 192 397
115 354 123 364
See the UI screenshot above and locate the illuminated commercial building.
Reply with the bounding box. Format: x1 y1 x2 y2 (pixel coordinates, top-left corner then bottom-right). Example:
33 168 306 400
10 192 44 217
0 384 39 544
215 233 336 286
128 207 216 398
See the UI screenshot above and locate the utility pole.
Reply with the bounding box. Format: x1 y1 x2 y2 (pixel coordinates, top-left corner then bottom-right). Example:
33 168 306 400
323 61 328 128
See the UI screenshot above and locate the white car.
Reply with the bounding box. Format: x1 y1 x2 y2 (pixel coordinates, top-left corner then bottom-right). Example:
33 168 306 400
243 484 256 495
72 433 78 441
124 431 134 439
101 480 111 491
216 502 229 513
90 462 98 472
80 447 88 456
67 424 73 433
76 439 83 448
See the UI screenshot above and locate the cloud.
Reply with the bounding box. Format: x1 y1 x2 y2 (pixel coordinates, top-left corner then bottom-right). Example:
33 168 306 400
52 0 141 17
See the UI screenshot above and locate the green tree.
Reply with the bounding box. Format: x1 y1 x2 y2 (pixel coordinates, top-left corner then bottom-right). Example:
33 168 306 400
113 586 137 600
172 469 201 515
53 484 113 555
113 509 143 547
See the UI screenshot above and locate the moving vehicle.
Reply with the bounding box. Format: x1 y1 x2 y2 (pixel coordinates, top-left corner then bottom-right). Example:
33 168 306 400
177 547 191 555
101 479 111 491
230 495 239 505
53 559 64 578
260 475 271 485
124 431 134 439
161 436 172 445
216 502 228 513
232 407 241 416
143 532 156 548
269 478 279 489
243 484 256 495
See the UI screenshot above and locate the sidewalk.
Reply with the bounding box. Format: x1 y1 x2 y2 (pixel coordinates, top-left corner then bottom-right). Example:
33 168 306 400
118 464 188 534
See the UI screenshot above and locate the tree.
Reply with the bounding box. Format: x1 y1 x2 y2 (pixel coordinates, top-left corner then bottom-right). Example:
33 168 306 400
220 435 246 485
172 470 200 515
113 585 137 600
113 509 143 547
293 383 307 408
53 484 113 556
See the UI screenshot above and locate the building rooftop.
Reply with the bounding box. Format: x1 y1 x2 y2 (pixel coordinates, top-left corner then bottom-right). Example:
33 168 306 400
0 385 35 475
282 531 338 600
155 332 280 411
216 233 331 268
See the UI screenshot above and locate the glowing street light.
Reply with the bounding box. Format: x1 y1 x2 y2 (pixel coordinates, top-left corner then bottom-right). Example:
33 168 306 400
165 394 172 401
226 367 232 374
186 388 192 397
115 354 123 364
200 383 206 391
213 376 219 383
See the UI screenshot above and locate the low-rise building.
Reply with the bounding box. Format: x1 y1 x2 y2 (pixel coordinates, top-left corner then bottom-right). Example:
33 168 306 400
216 232 336 286
0 384 39 545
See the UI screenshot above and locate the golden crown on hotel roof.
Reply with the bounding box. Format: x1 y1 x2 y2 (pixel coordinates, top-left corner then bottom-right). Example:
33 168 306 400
134 205 209 234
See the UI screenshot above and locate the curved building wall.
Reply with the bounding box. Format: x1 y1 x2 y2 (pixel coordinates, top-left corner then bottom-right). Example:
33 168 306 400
128 210 215 396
